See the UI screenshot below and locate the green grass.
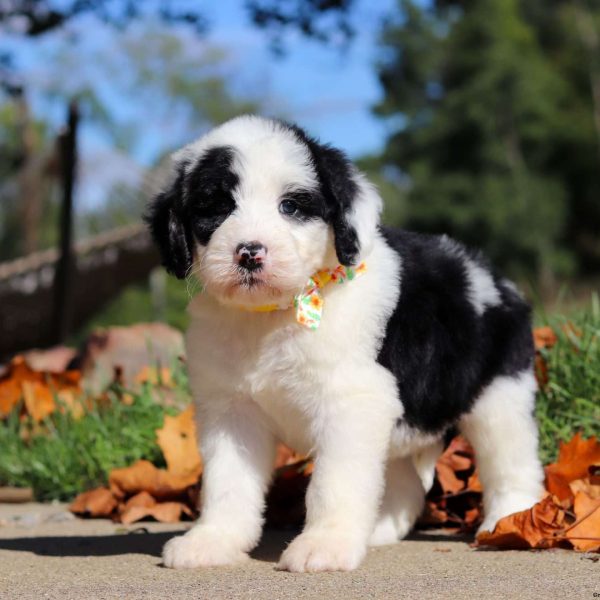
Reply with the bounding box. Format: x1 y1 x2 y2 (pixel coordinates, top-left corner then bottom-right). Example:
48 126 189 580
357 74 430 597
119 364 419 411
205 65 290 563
535 294 600 464
72 276 190 345
0 377 189 501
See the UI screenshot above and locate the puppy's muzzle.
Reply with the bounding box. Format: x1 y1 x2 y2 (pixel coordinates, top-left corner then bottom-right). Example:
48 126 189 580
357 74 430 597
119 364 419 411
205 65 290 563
235 241 268 272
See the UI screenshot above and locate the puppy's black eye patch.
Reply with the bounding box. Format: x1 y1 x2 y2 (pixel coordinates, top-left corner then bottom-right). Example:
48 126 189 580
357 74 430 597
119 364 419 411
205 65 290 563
184 145 239 245
279 189 328 222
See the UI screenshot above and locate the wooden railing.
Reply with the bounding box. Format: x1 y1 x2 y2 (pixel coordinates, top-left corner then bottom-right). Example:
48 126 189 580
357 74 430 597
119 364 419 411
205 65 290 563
0 223 159 360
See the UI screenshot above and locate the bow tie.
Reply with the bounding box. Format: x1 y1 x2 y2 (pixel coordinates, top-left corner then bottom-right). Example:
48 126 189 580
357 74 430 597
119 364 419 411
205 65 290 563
234 262 367 330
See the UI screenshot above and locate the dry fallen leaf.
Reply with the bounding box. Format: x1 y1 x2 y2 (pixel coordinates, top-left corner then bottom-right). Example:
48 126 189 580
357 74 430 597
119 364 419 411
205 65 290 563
569 478 600 500
0 356 82 421
155 406 202 479
533 326 558 350
69 487 118 518
476 495 567 550
564 492 600 552
435 436 474 494
109 459 199 501
118 490 193 524
545 433 600 501
135 366 174 387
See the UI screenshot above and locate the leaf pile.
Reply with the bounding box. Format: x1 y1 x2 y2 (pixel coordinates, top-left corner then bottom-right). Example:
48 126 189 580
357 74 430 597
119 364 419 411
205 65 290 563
477 433 600 552
419 436 483 532
0 356 83 422
70 406 202 524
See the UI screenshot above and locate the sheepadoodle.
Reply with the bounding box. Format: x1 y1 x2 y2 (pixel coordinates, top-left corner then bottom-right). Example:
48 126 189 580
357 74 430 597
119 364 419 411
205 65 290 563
146 115 544 572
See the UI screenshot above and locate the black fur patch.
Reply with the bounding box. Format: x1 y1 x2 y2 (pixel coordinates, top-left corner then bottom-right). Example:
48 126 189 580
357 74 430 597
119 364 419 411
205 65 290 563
378 228 534 434
282 122 361 266
145 146 239 279
280 188 331 222
144 165 193 279
185 146 239 245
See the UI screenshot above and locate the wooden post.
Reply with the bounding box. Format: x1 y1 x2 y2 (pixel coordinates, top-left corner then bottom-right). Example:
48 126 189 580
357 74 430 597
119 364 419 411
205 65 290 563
52 101 79 344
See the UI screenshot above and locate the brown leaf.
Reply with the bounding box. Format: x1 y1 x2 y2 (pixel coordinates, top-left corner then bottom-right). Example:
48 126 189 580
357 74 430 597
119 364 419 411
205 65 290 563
0 356 82 421
564 492 600 552
135 366 174 387
570 478 600 500
118 490 194 524
420 501 449 526
155 406 202 478
436 462 465 494
69 487 118 517
109 459 199 501
435 436 475 494
533 326 558 350
545 433 600 501
467 471 483 493
476 495 567 550
22 380 55 421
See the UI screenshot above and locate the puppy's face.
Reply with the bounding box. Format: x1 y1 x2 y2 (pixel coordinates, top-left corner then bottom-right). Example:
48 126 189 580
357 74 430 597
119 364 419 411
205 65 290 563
147 116 381 307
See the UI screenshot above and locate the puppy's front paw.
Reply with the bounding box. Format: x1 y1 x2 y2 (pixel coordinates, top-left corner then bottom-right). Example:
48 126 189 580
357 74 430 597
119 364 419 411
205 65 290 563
162 526 249 569
277 530 366 573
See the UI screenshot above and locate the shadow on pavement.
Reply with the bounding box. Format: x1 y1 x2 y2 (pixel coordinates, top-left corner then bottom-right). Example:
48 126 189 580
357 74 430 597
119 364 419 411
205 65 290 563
0 527 299 561
0 527 469 561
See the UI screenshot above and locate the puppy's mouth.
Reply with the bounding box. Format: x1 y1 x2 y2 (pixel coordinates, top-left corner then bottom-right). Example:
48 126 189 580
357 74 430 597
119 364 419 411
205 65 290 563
225 267 283 298
237 271 266 289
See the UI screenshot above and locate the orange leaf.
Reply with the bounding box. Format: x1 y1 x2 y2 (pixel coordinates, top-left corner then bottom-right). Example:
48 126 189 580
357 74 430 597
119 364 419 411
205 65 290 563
0 356 82 421
533 326 558 350
476 495 566 549
565 492 600 552
109 459 199 501
120 501 193 524
467 471 483 493
69 487 118 517
436 462 465 494
545 433 600 501
22 380 55 422
569 478 600 500
135 366 173 387
435 436 475 494
155 406 202 478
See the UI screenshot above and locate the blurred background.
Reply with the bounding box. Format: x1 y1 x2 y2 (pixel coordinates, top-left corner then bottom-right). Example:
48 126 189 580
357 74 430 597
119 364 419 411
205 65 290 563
1 0 599 360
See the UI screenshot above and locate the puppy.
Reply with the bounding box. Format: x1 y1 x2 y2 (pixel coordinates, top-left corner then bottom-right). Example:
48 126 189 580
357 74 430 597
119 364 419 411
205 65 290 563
146 115 544 572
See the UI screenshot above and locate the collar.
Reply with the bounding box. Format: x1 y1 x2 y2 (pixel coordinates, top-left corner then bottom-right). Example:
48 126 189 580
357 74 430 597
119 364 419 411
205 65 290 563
234 262 367 330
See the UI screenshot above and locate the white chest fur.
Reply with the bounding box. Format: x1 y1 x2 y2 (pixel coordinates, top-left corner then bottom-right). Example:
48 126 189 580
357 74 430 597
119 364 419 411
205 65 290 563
185 236 403 454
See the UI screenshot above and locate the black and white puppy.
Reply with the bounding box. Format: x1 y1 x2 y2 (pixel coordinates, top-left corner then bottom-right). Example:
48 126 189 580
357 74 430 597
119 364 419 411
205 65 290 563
147 115 544 572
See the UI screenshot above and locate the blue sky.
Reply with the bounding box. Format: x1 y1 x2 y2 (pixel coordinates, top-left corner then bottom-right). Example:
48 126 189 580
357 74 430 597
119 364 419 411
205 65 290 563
204 0 397 157
4 0 400 209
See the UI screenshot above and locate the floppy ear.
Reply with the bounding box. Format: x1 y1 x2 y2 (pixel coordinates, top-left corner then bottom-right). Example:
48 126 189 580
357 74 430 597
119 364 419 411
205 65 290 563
290 125 382 266
145 165 193 280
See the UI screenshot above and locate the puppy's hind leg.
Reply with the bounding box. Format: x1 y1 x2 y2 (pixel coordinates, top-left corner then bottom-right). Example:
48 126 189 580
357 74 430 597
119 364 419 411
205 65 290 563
459 370 544 534
369 456 426 546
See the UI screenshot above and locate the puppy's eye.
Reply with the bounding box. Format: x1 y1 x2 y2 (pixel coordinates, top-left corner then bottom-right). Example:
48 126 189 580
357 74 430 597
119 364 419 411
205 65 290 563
279 199 300 217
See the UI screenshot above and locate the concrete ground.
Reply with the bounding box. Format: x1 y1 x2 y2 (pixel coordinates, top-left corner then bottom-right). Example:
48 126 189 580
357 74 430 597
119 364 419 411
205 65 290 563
0 503 597 600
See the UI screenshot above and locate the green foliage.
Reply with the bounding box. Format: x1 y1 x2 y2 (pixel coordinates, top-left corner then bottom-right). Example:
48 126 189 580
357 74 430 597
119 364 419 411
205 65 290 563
0 383 186 501
73 276 190 345
535 295 600 463
374 0 600 281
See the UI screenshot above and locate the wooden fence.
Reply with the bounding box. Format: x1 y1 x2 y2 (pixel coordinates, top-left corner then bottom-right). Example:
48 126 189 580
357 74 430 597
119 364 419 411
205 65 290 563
0 223 159 361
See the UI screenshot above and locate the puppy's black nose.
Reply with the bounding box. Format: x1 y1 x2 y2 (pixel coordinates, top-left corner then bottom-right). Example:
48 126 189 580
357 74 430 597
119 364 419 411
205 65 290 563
235 241 267 271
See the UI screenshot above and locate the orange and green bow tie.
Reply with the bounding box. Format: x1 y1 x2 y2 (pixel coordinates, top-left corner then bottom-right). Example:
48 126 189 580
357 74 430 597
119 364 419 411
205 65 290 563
236 262 367 330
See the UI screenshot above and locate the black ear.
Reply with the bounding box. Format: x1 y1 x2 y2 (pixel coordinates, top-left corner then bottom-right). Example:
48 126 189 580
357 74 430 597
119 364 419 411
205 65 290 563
285 123 361 266
145 167 193 280
312 145 361 266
